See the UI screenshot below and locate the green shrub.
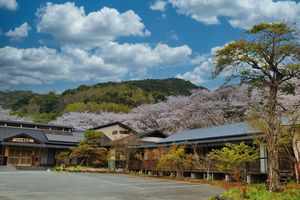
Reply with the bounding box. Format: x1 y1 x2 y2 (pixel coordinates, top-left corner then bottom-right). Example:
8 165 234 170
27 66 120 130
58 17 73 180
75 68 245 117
64 102 130 113
220 187 243 200
62 166 111 173
219 184 300 200
32 113 60 123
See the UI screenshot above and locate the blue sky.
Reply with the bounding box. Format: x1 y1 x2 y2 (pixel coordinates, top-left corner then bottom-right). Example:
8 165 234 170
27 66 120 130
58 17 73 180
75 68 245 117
0 0 299 93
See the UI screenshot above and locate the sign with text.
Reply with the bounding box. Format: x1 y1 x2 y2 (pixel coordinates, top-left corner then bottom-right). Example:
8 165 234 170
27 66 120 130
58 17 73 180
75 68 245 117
12 138 34 143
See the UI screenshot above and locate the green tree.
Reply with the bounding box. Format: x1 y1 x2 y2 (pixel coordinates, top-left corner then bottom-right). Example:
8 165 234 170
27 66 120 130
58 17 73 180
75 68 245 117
157 145 198 178
213 23 300 191
198 155 213 180
110 134 141 173
33 113 60 123
208 142 259 182
70 130 107 167
56 151 71 166
64 102 87 113
38 92 60 113
248 113 300 183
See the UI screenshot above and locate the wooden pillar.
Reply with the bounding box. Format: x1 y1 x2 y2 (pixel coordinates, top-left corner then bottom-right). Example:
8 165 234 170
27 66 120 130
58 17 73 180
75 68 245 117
0 145 5 165
247 174 252 184
225 174 231 182
260 144 268 173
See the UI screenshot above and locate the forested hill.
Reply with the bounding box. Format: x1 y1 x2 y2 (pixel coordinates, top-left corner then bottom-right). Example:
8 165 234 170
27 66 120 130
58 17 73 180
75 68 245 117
0 90 35 109
0 78 203 122
62 78 201 97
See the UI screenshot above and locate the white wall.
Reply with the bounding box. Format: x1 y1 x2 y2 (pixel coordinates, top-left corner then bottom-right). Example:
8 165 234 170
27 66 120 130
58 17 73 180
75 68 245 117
94 124 130 140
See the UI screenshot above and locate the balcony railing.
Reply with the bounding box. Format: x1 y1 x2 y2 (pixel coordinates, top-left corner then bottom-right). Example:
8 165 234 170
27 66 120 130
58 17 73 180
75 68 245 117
128 159 263 173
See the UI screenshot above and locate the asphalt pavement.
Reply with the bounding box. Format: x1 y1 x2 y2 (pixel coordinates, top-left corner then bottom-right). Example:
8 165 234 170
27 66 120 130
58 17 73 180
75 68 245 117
0 171 224 200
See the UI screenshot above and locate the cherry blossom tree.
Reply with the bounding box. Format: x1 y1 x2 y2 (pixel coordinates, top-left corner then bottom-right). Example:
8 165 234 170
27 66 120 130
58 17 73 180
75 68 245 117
53 85 257 133
0 106 30 121
52 79 299 138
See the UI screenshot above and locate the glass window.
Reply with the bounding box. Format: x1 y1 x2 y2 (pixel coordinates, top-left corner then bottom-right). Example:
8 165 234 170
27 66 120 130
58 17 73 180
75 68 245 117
7 147 41 166
119 130 129 134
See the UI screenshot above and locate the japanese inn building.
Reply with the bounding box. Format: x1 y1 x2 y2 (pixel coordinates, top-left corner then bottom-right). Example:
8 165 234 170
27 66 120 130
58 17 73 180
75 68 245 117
0 119 299 182
0 120 84 168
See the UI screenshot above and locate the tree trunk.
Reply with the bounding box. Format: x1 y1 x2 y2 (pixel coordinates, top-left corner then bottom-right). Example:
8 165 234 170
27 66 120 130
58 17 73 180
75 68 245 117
123 160 127 173
266 85 281 192
192 145 200 164
86 158 89 167
295 163 299 183
80 159 85 166
266 139 281 191
293 135 300 183
123 150 130 173
206 160 210 180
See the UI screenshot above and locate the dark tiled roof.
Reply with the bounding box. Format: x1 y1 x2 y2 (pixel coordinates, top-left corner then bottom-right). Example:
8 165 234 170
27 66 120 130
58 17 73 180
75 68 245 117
140 141 159 147
159 122 257 144
136 130 168 138
45 131 84 143
0 127 48 143
100 135 112 147
0 126 84 145
92 121 135 132
43 130 72 136
0 119 73 129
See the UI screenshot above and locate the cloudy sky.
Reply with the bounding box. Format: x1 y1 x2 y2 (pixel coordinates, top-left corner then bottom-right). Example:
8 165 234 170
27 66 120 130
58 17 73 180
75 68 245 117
1 0 300 92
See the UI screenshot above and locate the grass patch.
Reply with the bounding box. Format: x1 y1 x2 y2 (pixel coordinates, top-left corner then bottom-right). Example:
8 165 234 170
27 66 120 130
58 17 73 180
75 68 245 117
216 184 300 200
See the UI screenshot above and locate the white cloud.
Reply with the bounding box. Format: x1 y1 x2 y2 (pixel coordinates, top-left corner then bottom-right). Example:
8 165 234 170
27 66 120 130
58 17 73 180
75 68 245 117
36 2 150 47
100 42 192 69
0 42 193 88
100 42 159 69
5 23 31 41
0 2 199 88
176 42 242 85
176 56 214 85
150 0 167 12
157 0 300 29
153 43 192 66
0 46 125 87
0 0 18 11
0 2 197 88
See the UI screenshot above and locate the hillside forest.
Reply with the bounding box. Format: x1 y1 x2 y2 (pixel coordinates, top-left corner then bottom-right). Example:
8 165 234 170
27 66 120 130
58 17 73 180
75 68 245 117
1 78 298 135
0 78 200 123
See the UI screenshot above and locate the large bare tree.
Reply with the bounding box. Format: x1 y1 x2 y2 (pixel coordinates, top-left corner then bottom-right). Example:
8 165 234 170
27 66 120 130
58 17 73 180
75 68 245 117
213 23 300 191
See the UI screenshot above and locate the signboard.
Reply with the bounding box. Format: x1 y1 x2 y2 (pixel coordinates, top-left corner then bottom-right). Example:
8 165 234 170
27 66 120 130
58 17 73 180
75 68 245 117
12 138 34 143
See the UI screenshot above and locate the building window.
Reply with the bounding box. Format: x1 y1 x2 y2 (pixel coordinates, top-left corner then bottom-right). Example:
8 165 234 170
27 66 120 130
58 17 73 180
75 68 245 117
119 130 129 134
112 130 118 135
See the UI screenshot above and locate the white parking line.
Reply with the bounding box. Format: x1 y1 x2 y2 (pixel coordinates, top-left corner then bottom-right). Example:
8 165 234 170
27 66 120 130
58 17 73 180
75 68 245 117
124 181 181 185
109 182 145 189
107 183 201 190
97 180 199 190
70 173 201 190
139 185 201 190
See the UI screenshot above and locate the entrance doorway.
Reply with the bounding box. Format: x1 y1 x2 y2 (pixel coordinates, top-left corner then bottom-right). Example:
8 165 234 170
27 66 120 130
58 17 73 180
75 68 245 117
7 147 41 166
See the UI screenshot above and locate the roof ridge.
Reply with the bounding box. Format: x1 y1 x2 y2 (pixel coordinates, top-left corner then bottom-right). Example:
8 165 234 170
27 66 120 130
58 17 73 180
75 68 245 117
159 122 254 144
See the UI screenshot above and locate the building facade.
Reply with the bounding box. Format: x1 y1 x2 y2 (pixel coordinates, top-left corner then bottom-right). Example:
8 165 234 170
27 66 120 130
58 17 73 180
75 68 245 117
92 122 167 171
0 120 84 168
1 119 299 182
126 122 299 182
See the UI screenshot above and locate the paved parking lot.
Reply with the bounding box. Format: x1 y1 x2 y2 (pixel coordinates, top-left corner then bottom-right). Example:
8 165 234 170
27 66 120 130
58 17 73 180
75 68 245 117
0 171 224 200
